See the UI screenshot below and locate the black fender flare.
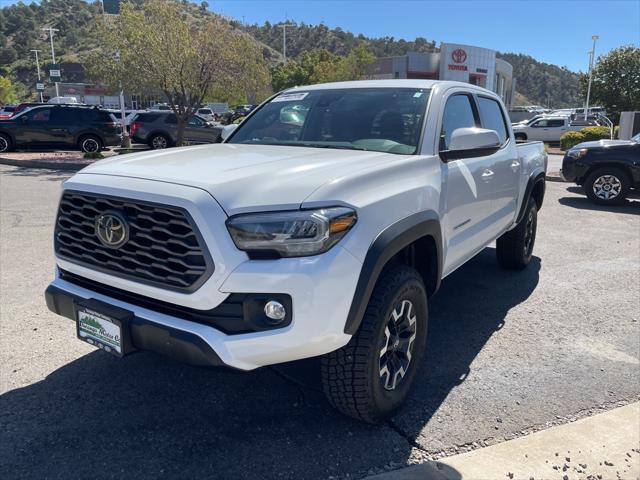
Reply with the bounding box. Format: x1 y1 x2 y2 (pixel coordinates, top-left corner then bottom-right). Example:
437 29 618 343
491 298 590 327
344 210 442 335
516 173 545 224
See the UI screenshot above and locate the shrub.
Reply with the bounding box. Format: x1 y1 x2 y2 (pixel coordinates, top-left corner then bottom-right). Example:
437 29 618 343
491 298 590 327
83 151 104 160
580 126 611 142
560 131 585 150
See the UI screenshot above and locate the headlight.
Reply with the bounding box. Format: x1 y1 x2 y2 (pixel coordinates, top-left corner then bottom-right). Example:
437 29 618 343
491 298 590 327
567 148 588 159
226 207 357 258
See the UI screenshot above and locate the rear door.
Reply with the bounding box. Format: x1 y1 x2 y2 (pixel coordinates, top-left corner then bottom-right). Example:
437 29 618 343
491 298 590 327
439 92 497 275
476 95 520 236
49 108 78 147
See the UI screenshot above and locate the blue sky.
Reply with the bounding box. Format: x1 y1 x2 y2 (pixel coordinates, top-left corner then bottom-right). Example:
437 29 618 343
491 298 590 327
212 0 640 72
1 0 638 71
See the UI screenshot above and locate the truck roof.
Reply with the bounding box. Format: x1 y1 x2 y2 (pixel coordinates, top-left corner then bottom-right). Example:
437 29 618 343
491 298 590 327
284 79 495 93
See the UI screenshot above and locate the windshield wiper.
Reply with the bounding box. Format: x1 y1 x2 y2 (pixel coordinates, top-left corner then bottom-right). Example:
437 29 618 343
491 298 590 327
293 142 368 151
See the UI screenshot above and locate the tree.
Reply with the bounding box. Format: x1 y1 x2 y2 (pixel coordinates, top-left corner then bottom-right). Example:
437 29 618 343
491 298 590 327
579 45 640 119
85 0 270 145
0 76 19 105
270 45 375 91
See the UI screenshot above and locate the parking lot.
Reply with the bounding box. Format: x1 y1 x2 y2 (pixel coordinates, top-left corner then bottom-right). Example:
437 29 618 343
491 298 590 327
0 164 638 479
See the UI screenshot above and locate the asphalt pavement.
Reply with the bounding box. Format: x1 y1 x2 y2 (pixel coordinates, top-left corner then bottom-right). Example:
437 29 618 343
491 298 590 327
1 165 638 479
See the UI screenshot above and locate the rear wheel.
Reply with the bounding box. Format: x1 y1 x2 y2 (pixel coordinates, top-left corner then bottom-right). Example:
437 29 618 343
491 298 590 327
78 135 102 153
0 133 12 153
496 198 537 270
584 167 630 205
149 133 170 149
321 264 428 423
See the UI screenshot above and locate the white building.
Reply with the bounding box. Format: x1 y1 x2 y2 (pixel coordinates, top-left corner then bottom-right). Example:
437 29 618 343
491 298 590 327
372 43 516 107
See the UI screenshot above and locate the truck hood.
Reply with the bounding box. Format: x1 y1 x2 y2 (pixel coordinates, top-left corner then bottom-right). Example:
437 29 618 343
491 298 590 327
573 139 634 149
80 144 407 215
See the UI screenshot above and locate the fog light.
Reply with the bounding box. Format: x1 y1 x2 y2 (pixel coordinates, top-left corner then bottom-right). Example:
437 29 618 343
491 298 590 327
264 300 286 321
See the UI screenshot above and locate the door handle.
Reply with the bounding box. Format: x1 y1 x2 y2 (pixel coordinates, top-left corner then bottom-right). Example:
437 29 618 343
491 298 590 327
511 160 520 169
482 169 494 179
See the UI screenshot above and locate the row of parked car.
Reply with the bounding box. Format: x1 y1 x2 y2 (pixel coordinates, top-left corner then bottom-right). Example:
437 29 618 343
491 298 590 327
0 102 258 153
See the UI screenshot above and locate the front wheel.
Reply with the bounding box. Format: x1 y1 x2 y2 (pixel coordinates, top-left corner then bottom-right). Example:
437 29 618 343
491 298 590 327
584 167 630 205
321 264 428 423
496 198 537 270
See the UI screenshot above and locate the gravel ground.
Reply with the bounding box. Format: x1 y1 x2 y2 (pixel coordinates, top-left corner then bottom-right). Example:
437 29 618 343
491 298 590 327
0 165 638 480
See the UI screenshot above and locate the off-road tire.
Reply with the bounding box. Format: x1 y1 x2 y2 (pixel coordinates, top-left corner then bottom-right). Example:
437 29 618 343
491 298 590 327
496 198 537 270
584 167 631 206
321 263 428 423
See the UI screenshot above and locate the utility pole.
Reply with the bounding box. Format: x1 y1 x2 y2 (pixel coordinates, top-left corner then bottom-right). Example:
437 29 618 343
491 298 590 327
279 23 293 63
584 35 599 121
41 27 60 97
30 49 44 103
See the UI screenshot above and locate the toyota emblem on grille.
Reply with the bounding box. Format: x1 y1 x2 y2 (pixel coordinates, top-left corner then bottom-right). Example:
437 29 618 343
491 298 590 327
95 212 128 248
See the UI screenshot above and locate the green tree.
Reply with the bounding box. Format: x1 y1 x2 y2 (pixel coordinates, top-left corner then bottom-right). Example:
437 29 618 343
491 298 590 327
579 45 640 119
85 0 270 145
0 75 18 104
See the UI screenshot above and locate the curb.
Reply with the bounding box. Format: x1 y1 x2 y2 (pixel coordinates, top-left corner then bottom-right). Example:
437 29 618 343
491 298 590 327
545 174 567 183
0 158 91 171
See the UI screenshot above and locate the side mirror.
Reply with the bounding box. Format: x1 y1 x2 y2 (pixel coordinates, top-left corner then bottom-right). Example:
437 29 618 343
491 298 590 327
440 127 501 161
220 124 238 141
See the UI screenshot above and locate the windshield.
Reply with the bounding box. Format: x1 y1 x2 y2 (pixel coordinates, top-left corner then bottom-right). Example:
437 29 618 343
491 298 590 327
632 133 640 143
228 87 430 155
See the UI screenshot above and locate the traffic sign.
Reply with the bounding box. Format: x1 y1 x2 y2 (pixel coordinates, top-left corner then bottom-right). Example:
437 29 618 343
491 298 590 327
36 83 45 91
49 63 61 79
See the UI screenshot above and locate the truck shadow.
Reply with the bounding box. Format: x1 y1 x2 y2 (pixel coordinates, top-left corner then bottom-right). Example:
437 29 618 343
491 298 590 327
0 247 536 480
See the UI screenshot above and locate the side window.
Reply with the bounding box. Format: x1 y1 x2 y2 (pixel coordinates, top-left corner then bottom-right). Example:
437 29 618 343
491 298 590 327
440 94 477 150
531 119 547 128
548 120 565 127
188 116 205 127
28 108 52 122
164 114 178 124
477 97 508 145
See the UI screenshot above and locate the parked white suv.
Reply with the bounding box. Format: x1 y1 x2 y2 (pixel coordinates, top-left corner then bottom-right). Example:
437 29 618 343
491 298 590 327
512 115 597 142
46 80 546 422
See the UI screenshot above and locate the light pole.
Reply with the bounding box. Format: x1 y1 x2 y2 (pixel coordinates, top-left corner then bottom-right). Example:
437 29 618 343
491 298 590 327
30 49 44 103
279 23 293 63
41 27 60 97
584 35 599 120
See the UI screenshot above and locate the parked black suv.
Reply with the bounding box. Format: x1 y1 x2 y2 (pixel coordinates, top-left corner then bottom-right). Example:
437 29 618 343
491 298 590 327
562 133 640 205
0 105 121 153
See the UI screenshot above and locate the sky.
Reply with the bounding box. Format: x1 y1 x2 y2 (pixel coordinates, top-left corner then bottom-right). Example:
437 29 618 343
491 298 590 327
211 0 640 72
1 0 638 72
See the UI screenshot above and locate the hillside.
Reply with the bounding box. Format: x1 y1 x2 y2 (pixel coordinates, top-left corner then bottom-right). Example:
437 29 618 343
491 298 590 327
1 0 580 107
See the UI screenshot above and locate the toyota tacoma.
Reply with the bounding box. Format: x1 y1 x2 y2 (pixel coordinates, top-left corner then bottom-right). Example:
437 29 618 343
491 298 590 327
45 80 546 422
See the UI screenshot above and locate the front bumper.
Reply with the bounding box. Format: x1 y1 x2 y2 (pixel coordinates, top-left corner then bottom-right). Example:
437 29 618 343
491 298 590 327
48 174 361 370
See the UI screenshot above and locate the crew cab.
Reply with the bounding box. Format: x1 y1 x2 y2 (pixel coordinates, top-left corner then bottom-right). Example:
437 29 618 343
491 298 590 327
45 80 546 422
512 115 598 142
562 133 640 205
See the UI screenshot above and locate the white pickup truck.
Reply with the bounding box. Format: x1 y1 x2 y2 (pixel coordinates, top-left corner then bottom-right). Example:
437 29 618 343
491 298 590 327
46 80 546 422
512 115 596 142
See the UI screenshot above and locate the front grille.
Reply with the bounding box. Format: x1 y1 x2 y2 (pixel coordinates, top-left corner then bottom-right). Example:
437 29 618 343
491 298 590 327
55 191 213 292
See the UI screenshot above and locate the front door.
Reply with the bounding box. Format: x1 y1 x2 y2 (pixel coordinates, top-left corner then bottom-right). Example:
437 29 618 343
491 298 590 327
15 107 56 146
